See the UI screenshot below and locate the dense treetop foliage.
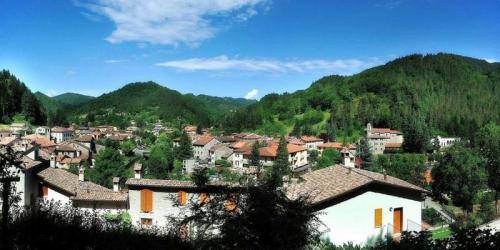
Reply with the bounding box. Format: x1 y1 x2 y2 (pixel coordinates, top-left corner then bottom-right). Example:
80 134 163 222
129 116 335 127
0 70 45 124
52 92 95 106
224 53 500 140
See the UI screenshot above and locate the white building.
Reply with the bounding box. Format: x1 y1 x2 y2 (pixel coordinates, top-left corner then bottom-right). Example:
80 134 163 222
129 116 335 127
37 167 127 214
365 123 404 154
288 165 425 246
300 136 324 150
209 143 233 165
51 127 74 143
35 126 51 137
243 143 308 171
192 135 219 162
432 136 460 149
125 177 240 227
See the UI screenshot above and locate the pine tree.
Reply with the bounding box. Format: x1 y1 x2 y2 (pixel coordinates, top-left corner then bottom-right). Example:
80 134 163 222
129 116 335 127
250 142 261 167
357 135 372 169
402 113 431 153
268 137 290 186
175 131 193 161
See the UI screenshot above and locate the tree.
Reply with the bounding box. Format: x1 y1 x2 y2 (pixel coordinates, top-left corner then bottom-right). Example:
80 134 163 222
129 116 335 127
371 154 428 186
357 135 373 169
475 123 500 214
167 160 186 180
308 150 319 166
314 148 340 170
175 131 193 161
250 142 260 167
87 147 127 188
431 143 487 214
144 135 173 179
290 123 301 137
196 125 203 135
120 140 136 157
323 113 337 142
267 137 290 186
402 114 431 153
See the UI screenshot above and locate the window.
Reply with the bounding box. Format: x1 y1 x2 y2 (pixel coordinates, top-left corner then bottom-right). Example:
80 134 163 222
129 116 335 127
374 208 382 228
140 189 153 213
177 191 187 205
199 193 210 204
141 218 152 226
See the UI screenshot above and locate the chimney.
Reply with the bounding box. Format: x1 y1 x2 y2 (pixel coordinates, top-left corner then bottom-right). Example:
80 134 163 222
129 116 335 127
134 163 142 179
79 167 85 182
50 153 56 168
113 177 120 192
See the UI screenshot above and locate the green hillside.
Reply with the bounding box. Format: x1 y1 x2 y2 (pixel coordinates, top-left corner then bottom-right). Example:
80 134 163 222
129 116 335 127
52 93 95 106
0 70 45 124
223 53 500 139
34 92 62 114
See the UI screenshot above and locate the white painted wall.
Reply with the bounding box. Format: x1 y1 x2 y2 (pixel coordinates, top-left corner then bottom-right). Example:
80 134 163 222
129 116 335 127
44 186 71 204
319 191 421 246
128 189 197 227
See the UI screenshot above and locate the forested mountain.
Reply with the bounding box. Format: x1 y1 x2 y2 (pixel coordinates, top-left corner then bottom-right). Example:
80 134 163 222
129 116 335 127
68 82 256 128
0 70 45 124
223 53 500 140
52 93 95 106
34 92 62 114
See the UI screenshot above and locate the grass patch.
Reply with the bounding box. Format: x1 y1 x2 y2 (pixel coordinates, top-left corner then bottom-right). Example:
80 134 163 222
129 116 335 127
432 227 451 240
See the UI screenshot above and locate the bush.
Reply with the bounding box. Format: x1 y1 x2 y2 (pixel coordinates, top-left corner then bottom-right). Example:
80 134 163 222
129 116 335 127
422 208 445 226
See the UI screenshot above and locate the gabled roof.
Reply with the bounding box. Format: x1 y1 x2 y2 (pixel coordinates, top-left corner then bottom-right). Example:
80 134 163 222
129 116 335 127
287 165 424 206
248 143 306 157
125 178 241 190
23 134 56 148
76 135 93 142
37 167 127 203
193 135 215 146
318 142 356 150
369 128 403 135
51 127 74 133
300 136 323 143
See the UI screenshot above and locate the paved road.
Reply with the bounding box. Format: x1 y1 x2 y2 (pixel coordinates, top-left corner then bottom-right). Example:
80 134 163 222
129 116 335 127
423 196 456 223
478 218 500 232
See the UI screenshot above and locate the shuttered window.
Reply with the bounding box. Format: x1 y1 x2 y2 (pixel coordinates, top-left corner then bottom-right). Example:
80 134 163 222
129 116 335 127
177 191 187 206
140 189 153 213
199 193 210 204
141 218 152 226
374 208 382 228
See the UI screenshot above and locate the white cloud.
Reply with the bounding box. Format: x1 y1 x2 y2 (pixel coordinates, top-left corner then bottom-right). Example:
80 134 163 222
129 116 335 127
82 0 267 46
46 90 58 97
483 58 498 63
156 55 382 75
244 89 258 99
104 59 128 63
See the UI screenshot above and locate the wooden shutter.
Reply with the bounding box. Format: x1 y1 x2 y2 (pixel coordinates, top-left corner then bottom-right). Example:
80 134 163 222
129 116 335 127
374 208 382 228
42 185 49 197
199 193 210 204
178 191 187 205
141 189 153 213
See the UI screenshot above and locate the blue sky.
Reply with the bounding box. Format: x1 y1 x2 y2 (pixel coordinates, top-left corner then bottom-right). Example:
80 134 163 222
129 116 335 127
1 0 499 99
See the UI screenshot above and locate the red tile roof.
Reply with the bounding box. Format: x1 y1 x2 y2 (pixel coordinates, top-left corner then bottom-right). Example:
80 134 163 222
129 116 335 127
385 142 402 148
370 128 402 135
318 142 356 150
300 136 323 143
193 135 215 146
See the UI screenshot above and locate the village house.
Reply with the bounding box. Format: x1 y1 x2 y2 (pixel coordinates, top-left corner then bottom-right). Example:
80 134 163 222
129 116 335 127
75 126 91 136
208 143 234 165
232 133 261 142
183 125 197 136
0 147 44 207
300 136 324 150
365 123 404 154
317 142 357 155
125 168 242 227
241 142 308 171
51 127 74 143
192 135 219 162
75 135 94 149
432 136 460 149
35 126 51 137
37 167 127 213
10 122 29 137
287 165 425 246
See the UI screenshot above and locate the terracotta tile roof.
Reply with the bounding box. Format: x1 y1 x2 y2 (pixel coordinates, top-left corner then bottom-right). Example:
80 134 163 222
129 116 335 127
318 142 356 150
370 128 403 135
249 143 306 157
76 135 93 142
287 165 424 205
0 136 17 146
287 137 305 145
300 136 323 143
23 134 56 148
37 167 127 202
217 136 237 143
56 144 77 152
193 135 215 146
125 178 241 189
51 127 74 133
385 142 402 148
230 141 249 149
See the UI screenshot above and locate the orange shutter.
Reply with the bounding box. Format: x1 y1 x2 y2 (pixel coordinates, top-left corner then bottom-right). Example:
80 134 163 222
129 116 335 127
43 185 48 197
374 208 382 228
224 198 237 212
178 191 187 205
199 193 210 204
141 189 153 213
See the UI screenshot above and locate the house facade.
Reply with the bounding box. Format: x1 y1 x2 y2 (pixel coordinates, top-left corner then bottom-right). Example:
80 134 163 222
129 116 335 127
365 123 404 154
192 135 219 162
288 165 424 246
51 127 75 143
300 136 324 150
